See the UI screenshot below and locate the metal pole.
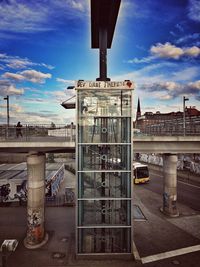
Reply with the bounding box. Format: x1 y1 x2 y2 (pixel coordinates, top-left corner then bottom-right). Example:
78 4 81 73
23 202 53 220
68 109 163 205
7 96 9 127
96 27 110 81
183 96 189 136
70 122 74 142
4 95 9 138
183 96 185 136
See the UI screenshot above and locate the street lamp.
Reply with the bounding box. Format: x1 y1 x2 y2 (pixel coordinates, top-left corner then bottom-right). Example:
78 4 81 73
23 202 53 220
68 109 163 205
3 95 10 127
3 95 10 138
183 96 189 136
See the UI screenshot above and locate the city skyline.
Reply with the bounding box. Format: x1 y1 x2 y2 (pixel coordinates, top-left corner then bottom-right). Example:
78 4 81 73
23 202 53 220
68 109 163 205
0 0 200 124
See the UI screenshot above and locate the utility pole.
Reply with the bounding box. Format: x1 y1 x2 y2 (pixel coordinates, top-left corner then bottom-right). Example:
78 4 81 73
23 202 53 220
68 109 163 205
3 95 10 138
183 96 189 136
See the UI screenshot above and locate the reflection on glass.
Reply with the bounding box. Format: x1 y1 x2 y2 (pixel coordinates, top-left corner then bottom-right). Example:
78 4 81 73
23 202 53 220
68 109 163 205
78 117 131 143
78 200 131 226
78 90 131 117
77 86 133 255
79 145 131 171
78 228 131 253
78 172 131 198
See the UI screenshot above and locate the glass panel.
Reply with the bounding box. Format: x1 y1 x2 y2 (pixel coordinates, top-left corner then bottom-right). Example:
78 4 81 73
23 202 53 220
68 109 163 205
78 117 131 143
78 228 131 253
76 86 133 255
78 200 131 226
78 145 131 171
78 172 131 198
78 90 132 117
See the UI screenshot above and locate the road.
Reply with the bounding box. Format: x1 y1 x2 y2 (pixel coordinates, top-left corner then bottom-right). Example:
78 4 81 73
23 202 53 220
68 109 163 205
140 168 200 212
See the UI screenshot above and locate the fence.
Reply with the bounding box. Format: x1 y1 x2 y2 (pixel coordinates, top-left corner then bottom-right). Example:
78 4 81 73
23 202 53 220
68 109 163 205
0 124 76 142
135 116 200 136
1 118 200 143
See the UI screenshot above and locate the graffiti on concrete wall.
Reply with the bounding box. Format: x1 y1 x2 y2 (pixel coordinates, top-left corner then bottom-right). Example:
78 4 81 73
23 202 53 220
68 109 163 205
27 207 44 244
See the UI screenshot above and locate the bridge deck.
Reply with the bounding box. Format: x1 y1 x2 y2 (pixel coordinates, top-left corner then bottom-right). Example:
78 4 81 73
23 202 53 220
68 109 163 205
0 136 200 153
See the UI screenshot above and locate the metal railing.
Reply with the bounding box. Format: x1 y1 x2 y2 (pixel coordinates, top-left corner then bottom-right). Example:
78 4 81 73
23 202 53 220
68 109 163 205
1 117 200 143
0 124 76 142
135 116 200 136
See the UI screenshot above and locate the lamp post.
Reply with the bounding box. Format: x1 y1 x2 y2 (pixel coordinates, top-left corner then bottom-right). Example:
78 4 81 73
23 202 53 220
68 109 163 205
3 95 10 138
183 96 189 136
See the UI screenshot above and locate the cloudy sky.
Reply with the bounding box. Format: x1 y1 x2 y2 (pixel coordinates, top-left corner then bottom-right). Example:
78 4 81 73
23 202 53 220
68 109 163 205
0 0 200 124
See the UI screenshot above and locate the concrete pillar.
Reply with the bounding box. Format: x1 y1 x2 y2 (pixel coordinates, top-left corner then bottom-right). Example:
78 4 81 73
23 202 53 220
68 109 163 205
24 152 48 249
162 153 179 217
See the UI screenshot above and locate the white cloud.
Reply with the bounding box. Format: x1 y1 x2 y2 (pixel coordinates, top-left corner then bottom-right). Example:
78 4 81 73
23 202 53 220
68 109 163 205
70 1 85 12
188 80 200 90
150 42 200 59
2 72 24 81
0 80 24 96
113 62 175 85
21 70 51 83
161 81 180 91
0 0 51 33
50 89 75 103
0 0 89 35
114 59 200 101
2 69 52 83
159 94 173 100
175 23 184 33
0 53 54 70
141 80 200 100
20 69 51 83
150 43 184 59
172 66 199 82
188 0 200 22
56 78 75 84
184 46 200 57
11 104 24 113
127 56 155 64
176 33 200 44
128 43 200 65
0 64 4 70
6 59 33 69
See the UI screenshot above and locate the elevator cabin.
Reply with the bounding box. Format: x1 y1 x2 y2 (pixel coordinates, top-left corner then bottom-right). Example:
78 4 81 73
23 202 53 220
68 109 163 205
76 80 134 256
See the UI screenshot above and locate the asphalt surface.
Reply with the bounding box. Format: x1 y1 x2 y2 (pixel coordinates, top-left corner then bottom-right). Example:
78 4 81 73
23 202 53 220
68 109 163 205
0 161 200 266
147 168 200 211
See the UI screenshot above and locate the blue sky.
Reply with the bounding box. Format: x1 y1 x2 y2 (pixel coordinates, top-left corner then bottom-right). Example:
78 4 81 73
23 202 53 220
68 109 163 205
0 0 200 124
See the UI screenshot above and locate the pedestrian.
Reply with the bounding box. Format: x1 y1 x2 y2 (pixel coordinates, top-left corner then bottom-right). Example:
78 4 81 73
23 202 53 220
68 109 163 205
16 121 23 138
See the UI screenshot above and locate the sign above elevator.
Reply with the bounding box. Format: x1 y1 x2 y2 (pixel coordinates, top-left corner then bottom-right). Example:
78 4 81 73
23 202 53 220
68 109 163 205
75 80 134 90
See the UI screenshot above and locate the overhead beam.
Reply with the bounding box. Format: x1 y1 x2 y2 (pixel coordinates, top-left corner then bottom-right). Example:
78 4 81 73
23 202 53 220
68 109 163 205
91 0 121 49
1 136 200 153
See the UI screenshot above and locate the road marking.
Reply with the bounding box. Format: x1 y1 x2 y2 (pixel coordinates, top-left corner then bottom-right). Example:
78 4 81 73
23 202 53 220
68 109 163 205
178 180 200 189
132 241 141 261
141 244 200 264
150 171 200 189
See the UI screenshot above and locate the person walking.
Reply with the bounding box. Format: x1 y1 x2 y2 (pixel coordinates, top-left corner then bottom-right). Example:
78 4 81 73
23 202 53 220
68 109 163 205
16 122 23 138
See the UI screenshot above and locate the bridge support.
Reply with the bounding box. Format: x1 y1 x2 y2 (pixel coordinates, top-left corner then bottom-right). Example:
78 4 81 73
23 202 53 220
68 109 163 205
24 152 48 249
161 153 179 217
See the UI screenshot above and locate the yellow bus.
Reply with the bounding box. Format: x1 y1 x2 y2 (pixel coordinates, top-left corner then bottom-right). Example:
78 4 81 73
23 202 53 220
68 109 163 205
133 162 150 184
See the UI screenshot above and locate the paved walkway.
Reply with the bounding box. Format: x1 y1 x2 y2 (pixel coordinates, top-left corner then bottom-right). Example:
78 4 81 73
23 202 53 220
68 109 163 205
133 186 200 266
0 158 200 266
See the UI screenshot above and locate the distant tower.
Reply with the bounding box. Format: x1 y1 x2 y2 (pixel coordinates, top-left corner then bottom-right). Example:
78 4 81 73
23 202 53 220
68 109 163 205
136 98 141 121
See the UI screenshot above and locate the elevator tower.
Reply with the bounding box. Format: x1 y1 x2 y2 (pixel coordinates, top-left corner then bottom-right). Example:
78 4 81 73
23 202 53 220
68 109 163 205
76 0 134 257
76 80 134 257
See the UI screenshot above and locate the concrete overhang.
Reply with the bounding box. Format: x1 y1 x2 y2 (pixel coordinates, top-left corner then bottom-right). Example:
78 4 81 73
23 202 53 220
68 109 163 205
0 136 200 154
91 0 121 48
0 141 75 153
133 136 200 153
